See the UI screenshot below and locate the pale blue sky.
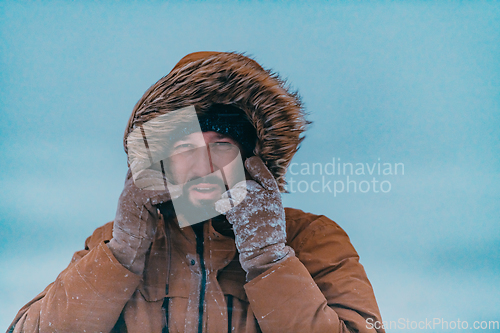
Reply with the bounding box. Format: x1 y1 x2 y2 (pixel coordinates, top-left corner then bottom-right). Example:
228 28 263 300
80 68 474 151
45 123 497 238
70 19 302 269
1 1 499 331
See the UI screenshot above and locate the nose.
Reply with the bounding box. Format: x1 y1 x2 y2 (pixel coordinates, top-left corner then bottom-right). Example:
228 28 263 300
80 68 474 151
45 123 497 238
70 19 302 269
189 145 215 178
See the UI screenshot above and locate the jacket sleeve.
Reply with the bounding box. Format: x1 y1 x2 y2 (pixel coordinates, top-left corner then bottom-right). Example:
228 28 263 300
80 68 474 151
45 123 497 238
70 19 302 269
244 215 385 333
7 223 142 333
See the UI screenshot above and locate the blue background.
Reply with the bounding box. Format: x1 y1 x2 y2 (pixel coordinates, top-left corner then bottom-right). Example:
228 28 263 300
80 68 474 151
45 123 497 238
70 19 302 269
1 1 499 331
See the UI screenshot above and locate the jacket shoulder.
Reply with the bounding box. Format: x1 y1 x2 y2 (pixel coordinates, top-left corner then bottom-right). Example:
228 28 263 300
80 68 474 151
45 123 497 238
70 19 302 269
284 207 357 257
284 207 322 241
285 207 345 241
84 221 114 251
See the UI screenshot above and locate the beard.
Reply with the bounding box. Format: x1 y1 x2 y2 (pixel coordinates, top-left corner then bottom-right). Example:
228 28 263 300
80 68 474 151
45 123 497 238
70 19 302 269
158 174 234 235
175 194 219 224
173 174 227 225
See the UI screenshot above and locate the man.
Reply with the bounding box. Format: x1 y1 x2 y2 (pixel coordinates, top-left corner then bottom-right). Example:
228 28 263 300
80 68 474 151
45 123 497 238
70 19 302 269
8 52 385 333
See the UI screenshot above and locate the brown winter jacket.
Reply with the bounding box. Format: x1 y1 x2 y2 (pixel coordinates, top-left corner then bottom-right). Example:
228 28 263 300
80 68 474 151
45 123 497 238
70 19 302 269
9 52 384 332
9 208 384 333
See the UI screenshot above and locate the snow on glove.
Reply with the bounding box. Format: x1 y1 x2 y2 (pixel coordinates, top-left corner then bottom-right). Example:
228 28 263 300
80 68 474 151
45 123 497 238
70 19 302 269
108 169 181 275
215 156 295 281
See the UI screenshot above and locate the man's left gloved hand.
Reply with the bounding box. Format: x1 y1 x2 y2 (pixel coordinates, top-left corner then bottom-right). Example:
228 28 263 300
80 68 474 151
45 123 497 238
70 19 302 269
215 156 295 281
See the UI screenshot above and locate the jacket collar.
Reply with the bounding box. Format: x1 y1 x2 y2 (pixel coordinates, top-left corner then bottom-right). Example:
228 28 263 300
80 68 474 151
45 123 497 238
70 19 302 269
138 215 237 302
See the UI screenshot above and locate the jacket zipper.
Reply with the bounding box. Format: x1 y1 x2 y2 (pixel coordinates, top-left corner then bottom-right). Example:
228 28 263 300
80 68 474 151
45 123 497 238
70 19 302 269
194 225 207 333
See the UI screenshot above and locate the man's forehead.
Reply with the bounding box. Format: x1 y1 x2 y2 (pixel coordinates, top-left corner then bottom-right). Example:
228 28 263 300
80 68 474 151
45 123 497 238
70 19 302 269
210 132 232 140
176 131 235 143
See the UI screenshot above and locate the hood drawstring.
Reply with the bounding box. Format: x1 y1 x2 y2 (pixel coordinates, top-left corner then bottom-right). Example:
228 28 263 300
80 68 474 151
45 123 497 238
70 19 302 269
162 213 172 333
227 294 234 333
161 220 235 333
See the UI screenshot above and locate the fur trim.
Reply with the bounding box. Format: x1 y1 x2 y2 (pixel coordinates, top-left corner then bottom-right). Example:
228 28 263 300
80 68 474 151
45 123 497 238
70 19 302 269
124 52 309 192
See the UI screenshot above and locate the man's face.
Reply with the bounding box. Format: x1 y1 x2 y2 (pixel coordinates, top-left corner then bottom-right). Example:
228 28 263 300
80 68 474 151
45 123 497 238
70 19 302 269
167 131 246 210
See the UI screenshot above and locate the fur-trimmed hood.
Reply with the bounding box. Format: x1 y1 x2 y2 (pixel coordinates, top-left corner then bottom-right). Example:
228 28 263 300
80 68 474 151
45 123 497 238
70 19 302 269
124 52 308 192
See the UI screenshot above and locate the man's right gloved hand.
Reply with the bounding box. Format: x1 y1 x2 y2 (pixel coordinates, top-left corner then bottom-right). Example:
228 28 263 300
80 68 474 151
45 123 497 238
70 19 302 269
107 169 181 275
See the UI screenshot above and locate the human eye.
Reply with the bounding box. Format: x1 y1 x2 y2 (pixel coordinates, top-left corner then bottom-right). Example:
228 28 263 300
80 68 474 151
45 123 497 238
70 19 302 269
211 142 236 151
173 143 194 153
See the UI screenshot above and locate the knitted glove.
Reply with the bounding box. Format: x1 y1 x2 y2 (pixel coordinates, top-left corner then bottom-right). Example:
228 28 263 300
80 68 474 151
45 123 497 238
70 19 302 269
215 156 295 281
108 169 181 275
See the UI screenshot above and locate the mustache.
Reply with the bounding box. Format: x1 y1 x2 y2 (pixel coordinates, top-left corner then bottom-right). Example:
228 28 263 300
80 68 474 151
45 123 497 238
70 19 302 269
185 175 226 188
